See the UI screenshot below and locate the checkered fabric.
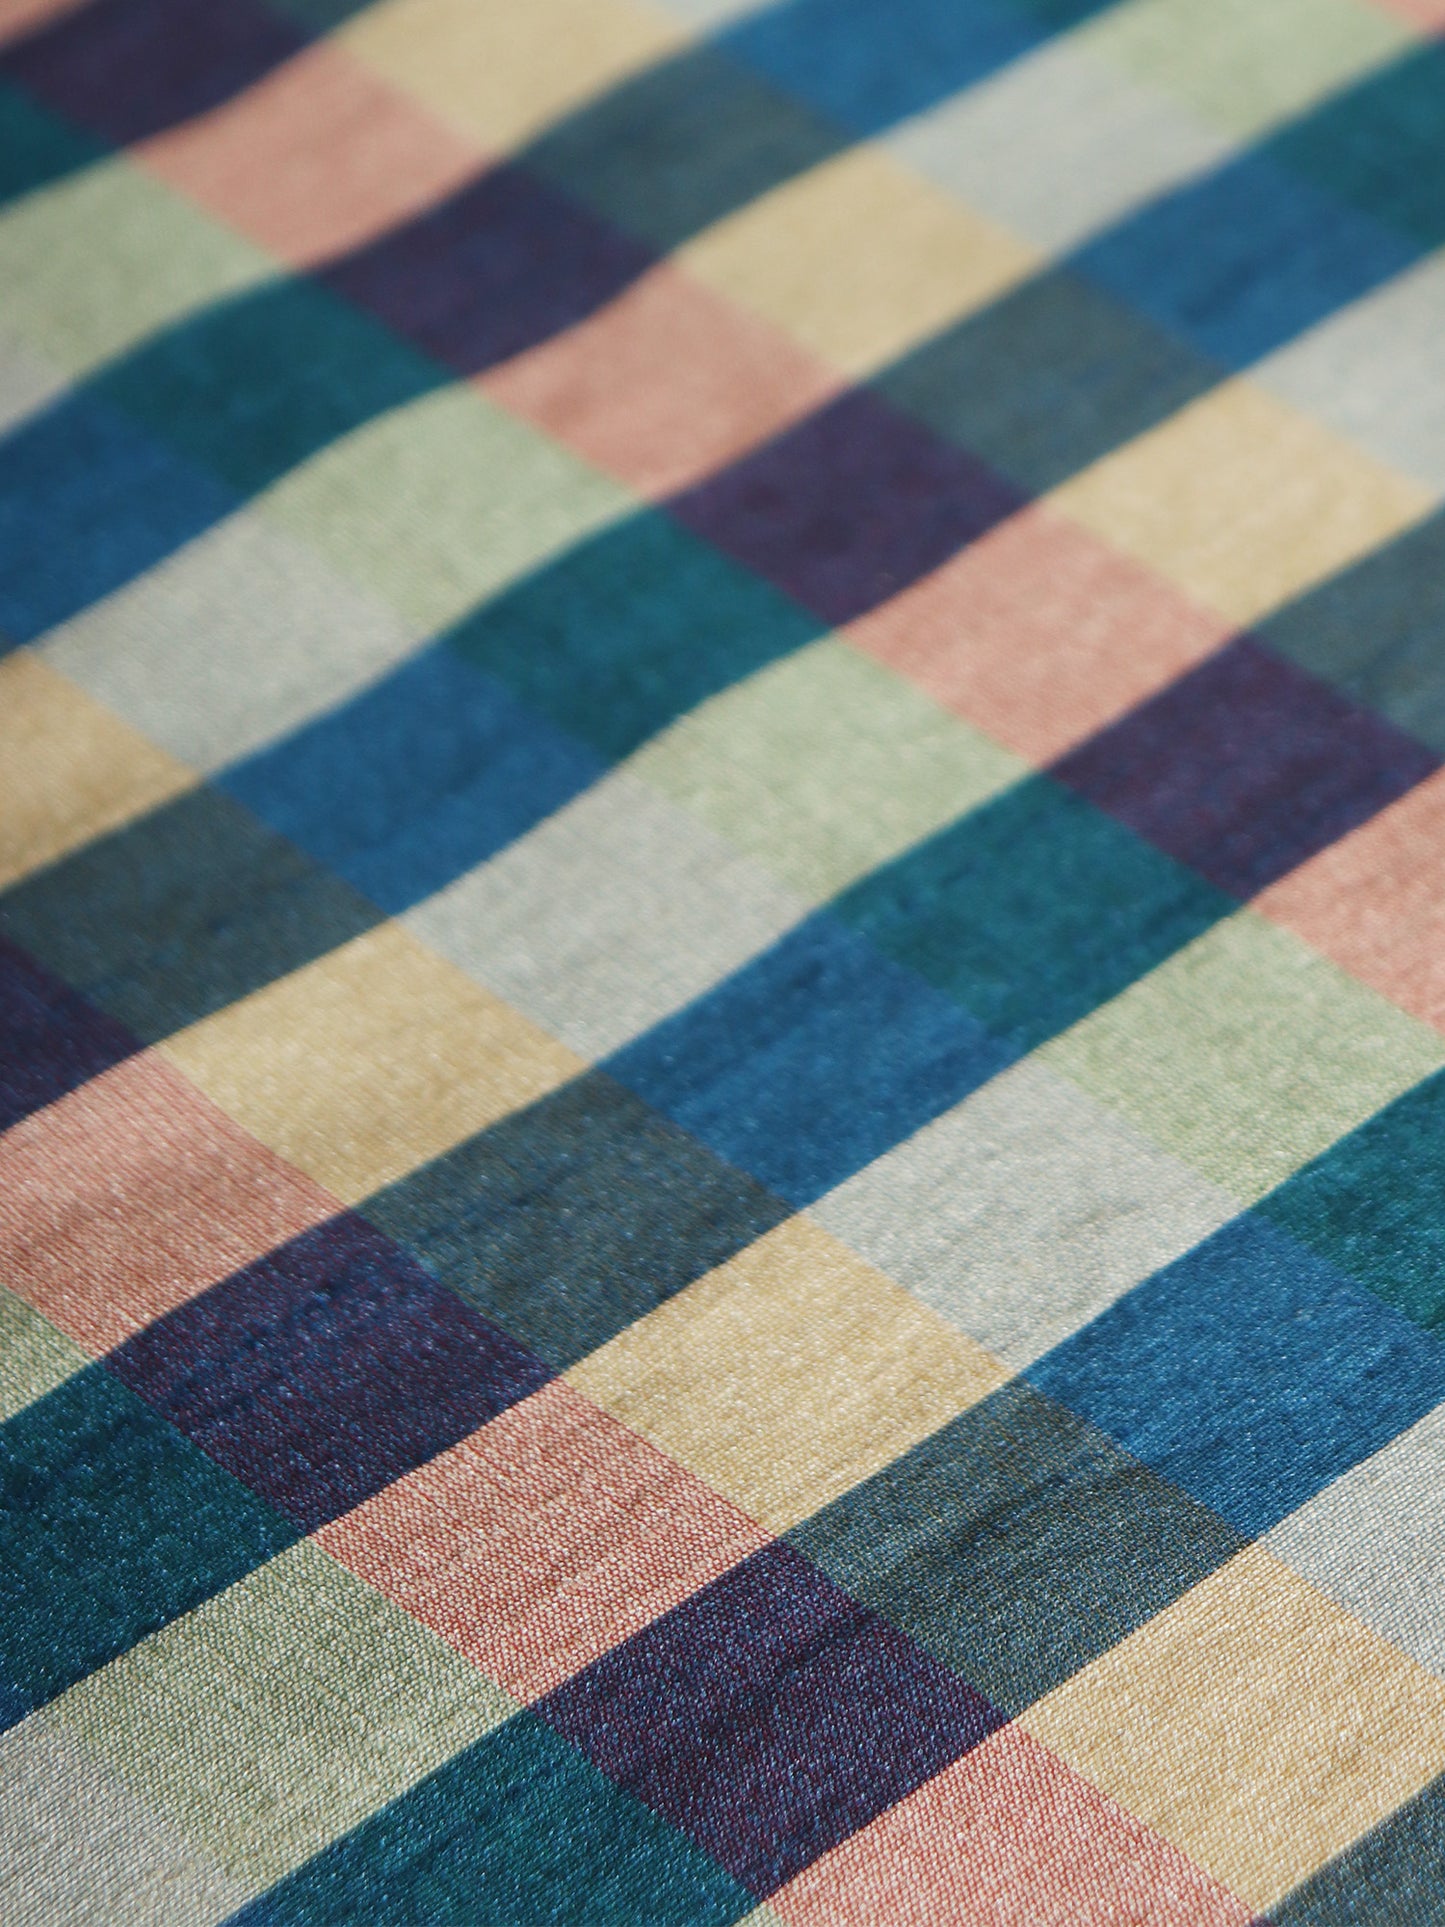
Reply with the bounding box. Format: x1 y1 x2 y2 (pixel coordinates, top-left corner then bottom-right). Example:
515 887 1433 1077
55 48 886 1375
5 0 1445 1920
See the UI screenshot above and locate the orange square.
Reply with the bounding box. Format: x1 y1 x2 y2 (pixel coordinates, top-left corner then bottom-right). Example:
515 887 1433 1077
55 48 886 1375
0 1052 338 1354
773 1724 1254 1927
318 1378 769 1701
484 261 840 499
138 40 482 265
846 502 1232 764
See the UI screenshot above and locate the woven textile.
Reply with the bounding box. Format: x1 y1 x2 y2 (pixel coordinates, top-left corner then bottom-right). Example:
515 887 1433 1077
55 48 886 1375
6 0 1445 1919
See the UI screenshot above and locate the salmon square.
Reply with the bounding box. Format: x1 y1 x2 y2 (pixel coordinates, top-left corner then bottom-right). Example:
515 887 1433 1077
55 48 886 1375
319 1378 770 1701
0 1050 336 1354
773 1723 1254 1927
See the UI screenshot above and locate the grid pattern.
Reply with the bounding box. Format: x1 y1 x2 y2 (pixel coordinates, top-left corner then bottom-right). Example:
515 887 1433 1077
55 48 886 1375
4 0 1445 1920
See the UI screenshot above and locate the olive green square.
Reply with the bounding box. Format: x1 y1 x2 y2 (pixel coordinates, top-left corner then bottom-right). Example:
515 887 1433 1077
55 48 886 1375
0 1286 87 1423
260 384 630 631
54 1540 517 1888
1081 0 1411 136
631 640 1023 900
1042 910 1445 1203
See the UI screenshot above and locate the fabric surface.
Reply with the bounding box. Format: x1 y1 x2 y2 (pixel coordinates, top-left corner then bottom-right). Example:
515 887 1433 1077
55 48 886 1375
5 0 1445 1919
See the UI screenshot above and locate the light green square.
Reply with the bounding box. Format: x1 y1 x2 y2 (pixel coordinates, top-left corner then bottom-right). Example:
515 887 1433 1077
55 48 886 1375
631 640 1024 900
54 1540 517 1888
0 1285 88 1422
0 161 272 374
259 384 631 630
1080 0 1411 136
1041 910 1445 1203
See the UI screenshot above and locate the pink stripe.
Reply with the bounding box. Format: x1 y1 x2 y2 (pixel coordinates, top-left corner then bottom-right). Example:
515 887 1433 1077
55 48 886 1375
772 1723 1254 1927
315 1387 770 1703
0 1050 338 1354
846 502 1232 764
136 38 483 264
318 1378 770 1703
1258 765 1445 1032
0 0 87 50
482 261 842 498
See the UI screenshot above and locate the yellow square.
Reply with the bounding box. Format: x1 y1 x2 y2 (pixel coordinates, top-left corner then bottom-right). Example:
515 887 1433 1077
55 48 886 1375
680 146 1037 376
1024 1545 1445 1909
0 655 193 891
1051 379 1432 624
568 1216 1005 1533
161 923 583 1203
340 0 686 151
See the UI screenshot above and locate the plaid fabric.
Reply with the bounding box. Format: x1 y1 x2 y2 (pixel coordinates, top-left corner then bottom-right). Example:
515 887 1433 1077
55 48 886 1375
5 0 1445 1918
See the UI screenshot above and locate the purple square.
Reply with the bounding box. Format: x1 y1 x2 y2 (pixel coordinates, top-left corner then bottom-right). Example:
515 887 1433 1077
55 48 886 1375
323 164 653 376
1 0 302 148
670 389 1022 625
538 1541 1000 1896
0 936 136 1132
1053 637 1437 898
108 1213 550 1529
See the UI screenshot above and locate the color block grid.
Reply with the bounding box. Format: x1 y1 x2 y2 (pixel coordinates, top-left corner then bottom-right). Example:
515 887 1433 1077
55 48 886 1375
5 0 1445 1923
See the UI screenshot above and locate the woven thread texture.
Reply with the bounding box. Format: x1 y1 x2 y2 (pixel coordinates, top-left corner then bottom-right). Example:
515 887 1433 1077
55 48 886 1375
5 0 1445 1920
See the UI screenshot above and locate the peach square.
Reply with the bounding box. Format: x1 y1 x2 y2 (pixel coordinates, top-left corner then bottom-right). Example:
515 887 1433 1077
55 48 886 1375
1367 0 1445 26
483 261 842 499
1258 765 1445 1033
0 1051 338 1354
137 40 483 265
773 1724 1254 1927
846 502 1232 765
0 0 87 47
319 1378 770 1701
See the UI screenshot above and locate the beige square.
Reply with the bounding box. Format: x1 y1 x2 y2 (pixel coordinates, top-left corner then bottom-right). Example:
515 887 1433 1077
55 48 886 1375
161 923 583 1203
681 146 1037 375
568 1216 1005 1533
1051 379 1432 623
1024 1545 1445 1909
0 655 193 890
339 0 686 150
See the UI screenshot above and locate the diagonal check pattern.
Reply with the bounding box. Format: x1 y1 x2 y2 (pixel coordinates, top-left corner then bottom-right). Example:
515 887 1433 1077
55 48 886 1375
6 0 1445 1922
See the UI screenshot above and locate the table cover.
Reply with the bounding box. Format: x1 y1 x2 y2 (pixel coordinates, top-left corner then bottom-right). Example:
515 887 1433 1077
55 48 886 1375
4 0 1445 1920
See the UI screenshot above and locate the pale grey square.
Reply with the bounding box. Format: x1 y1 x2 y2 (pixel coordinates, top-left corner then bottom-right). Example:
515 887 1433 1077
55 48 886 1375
1267 1402 1445 1676
41 512 421 772
813 1057 1238 1368
1255 255 1445 493
0 331 69 438
408 769 810 1061
887 38 1231 253
0 1718 248 1927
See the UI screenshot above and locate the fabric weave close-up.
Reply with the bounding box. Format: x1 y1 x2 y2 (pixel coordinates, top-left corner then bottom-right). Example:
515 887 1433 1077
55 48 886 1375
6 0 1445 1920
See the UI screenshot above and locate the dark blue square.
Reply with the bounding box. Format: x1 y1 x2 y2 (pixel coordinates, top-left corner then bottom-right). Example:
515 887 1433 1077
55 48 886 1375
221 647 604 912
607 913 1013 1205
1029 1214 1445 1536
